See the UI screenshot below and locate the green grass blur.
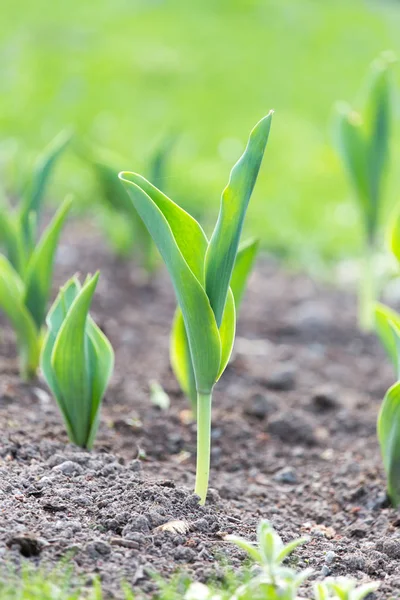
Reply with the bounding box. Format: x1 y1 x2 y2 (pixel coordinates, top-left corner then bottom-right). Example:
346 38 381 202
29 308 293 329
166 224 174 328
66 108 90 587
1 0 400 265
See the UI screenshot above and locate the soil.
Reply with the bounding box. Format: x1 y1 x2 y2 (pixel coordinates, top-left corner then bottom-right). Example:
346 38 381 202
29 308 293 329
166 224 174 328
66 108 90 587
1 218 400 599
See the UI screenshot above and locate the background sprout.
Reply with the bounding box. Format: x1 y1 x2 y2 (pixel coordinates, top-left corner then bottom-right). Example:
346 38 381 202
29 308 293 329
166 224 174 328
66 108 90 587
41 273 114 449
334 52 395 331
0 130 72 276
86 135 176 270
0 198 71 379
119 113 272 503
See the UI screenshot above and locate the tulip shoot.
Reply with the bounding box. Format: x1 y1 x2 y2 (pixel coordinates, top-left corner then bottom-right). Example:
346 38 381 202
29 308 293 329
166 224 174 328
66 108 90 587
119 113 272 503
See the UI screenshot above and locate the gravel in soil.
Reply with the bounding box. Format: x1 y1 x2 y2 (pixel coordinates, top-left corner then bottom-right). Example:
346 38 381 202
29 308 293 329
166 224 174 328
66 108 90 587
1 219 400 599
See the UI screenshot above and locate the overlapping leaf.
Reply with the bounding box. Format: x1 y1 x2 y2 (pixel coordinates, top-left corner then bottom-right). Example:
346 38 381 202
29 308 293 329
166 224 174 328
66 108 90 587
119 172 221 394
24 197 72 329
205 113 272 326
0 255 39 379
374 302 400 377
20 129 72 248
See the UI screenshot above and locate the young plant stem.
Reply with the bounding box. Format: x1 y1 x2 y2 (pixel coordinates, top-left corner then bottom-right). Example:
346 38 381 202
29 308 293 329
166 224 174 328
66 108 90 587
195 391 213 505
359 240 376 332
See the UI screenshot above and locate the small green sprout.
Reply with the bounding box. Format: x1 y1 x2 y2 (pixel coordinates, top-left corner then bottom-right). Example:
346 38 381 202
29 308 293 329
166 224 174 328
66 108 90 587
227 520 310 599
41 273 114 449
373 210 400 506
0 130 72 275
0 198 71 379
314 577 379 600
335 52 395 331
88 136 175 270
119 113 272 503
171 237 259 412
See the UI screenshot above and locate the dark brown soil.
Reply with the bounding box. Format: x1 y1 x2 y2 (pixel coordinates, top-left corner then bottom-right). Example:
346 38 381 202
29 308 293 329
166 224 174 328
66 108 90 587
1 218 400 599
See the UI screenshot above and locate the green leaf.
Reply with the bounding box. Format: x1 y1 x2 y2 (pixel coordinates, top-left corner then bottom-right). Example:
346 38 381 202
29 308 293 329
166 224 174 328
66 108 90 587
335 104 371 238
24 198 72 330
205 113 272 327
275 537 309 564
225 535 262 564
170 307 197 410
374 302 400 377
148 133 176 190
216 288 236 381
20 129 72 245
0 255 40 379
257 521 280 566
85 315 114 448
230 238 259 311
50 274 99 447
389 204 400 264
0 204 27 274
365 54 393 219
378 379 400 506
119 172 221 394
41 278 81 438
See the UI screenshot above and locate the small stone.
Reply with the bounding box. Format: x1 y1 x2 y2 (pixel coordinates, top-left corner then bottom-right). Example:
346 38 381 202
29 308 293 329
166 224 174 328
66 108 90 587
273 467 297 484
122 516 150 535
53 461 83 476
86 540 111 559
193 518 209 533
173 546 196 561
268 412 316 445
325 551 336 565
206 488 220 503
128 459 142 472
320 565 331 577
382 539 400 559
343 552 366 571
243 394 277 419
312 386 339 411
262 367 296 391
6 535 45 557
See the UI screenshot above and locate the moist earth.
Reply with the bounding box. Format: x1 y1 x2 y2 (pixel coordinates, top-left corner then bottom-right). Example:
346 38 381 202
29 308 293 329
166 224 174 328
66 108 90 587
1 218 400 599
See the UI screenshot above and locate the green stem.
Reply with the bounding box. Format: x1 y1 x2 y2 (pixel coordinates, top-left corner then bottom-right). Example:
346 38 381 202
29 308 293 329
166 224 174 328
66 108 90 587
194 391 213 505
358 241 376 333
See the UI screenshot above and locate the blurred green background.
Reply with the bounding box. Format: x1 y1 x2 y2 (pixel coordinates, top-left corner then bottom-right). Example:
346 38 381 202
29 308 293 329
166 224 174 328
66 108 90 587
1 0 400 266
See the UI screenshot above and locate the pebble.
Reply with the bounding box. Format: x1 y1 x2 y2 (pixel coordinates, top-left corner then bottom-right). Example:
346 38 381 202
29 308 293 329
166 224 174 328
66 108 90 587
381 539 400 559
122 516 150 535
320 565 331 577
52 461 83 476
86 540 111 559
325 550 336 565
243 394 277 419
273 467 297 484
262 366 296 391
268 412 316 445
312 386 339 411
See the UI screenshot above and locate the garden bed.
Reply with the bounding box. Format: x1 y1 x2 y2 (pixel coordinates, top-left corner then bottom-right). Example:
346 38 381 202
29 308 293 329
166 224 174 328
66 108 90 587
1 220 400 599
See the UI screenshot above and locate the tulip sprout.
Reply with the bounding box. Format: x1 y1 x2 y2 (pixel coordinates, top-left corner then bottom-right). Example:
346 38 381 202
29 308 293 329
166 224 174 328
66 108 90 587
335 52 394 331
88 136 175 269
0 130 71 275
41 273 114 449
0 199 71 379
120 113 272 503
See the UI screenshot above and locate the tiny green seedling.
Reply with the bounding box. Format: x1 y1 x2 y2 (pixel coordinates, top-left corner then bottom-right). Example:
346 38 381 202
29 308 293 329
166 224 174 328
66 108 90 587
0 130 72 275
374 210 400 506
0 198 71 379
335 52 395 331
120 113 272 504
227 520 311 599
314 577 379 600
171 237 259 412
88 136 175 270
41 273 114 449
